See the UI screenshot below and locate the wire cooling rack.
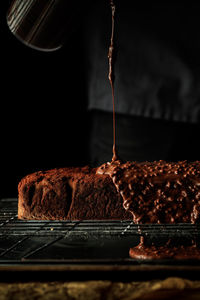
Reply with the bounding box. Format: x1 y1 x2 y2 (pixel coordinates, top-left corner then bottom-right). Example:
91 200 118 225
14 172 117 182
1 198 200 281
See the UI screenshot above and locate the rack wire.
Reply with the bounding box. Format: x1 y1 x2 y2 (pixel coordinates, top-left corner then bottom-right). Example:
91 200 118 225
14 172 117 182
1 198 200 281
0 198 200 262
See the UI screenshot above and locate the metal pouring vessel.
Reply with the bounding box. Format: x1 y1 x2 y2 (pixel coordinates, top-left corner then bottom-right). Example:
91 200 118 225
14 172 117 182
7 0 77 51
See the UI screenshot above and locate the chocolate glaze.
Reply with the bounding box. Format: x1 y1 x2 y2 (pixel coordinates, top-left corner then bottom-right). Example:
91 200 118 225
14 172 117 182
97 160 200 224
97 159 200 258
100 0 200 259
129 237 200 260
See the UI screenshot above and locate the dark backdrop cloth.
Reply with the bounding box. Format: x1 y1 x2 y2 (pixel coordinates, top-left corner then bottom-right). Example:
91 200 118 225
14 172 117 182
84 1 200 123
89 110 200 167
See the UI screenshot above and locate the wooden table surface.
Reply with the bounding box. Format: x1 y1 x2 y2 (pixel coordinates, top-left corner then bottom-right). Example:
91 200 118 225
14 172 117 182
1 277 200 300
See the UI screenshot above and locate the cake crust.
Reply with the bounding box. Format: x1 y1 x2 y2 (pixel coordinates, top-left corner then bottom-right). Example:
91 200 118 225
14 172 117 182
18 166 131 220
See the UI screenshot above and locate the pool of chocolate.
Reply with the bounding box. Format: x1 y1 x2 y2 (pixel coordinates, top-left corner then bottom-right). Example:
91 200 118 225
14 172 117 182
130 237 200 260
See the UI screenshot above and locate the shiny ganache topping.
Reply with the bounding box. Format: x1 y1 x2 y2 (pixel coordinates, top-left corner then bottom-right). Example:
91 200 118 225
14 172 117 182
97 160 200 224
129 237 200 260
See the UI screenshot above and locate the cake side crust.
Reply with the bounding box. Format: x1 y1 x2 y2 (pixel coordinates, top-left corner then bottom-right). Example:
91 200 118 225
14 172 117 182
18 166 131 220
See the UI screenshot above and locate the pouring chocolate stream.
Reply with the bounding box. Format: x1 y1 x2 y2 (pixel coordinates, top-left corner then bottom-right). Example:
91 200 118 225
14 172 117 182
97 0 200 259
108 0 118 162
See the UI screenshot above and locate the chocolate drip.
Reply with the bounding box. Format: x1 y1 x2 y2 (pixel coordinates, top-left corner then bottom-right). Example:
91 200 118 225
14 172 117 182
104 1 200 259
97 159 200 258
108 0 118 162
97 160 200 224
129 237 200 260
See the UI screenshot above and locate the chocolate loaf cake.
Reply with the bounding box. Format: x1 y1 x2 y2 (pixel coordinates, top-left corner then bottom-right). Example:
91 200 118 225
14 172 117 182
18 160 200 223
18 165 131 220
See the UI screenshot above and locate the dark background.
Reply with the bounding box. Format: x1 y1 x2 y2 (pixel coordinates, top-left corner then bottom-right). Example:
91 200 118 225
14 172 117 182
1 1 200 199
1 1 90 198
